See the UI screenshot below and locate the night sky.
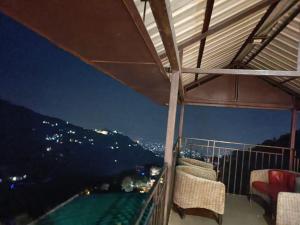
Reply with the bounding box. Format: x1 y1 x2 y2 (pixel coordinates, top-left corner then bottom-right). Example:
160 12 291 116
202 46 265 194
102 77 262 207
0 13 298 145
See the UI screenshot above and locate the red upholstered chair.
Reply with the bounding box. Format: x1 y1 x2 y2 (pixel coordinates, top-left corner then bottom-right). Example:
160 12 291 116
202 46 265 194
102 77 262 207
251 170 296 203
252 170 296 202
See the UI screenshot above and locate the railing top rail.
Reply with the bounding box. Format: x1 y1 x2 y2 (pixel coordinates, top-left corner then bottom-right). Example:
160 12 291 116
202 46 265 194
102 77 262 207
185 143 240 152
184 137 291 151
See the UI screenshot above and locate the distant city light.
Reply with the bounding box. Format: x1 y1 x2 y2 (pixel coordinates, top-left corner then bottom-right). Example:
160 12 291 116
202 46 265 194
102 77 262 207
46 147 52 152
9 175 27 182
94 129 109 135
113 130 118 134
114 159 118 163
150 166 160 176
110 146 114 150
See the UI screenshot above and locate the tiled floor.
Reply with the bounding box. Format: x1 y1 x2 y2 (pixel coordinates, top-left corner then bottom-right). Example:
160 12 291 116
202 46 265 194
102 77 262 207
169 194 269 225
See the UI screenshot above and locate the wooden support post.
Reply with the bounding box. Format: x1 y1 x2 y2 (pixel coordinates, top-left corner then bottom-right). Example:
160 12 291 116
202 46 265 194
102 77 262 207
297 40 300 72
178 104 185 148
163 71 180 225
289 108 297 170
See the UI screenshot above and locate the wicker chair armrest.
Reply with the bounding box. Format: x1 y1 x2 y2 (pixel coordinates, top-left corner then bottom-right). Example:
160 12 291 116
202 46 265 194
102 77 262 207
276 192 300 225
249 169 269 194
177 165 216 181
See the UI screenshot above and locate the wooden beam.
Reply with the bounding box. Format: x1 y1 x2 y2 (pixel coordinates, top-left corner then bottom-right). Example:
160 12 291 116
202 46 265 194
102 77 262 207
280 77 298 84
159 0 278 59
258 0 298 35
230 1 279 64
244 3 300 64
261 77 300 98
181 67 300 77
179 49 183 67
185 74 220 92
289 108 297 170
149 0 180 70
298 40 300 71
195 0 215 81
163 71 180 225
149 0 184 100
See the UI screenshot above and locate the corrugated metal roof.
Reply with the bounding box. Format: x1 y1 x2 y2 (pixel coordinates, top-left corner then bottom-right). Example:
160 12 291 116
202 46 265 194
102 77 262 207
134 0 300 96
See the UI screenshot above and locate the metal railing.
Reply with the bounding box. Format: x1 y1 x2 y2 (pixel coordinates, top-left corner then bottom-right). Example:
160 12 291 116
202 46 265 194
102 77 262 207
133 139 179 225
181 138 292 195
133 165 167 225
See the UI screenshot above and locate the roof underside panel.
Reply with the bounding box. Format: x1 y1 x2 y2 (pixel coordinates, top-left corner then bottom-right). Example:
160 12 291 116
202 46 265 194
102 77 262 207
1 0 300 108
182 6 267 85
249 16 300 71
0 0 171 105
249 9 300 97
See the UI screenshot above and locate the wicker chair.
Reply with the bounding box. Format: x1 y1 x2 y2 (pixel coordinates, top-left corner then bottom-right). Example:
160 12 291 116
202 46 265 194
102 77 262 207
173 165 225 224
177 157 214 169
276 192 300 225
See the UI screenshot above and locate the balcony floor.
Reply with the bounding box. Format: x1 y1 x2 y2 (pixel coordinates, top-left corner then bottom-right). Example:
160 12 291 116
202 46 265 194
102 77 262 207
169 194 269 225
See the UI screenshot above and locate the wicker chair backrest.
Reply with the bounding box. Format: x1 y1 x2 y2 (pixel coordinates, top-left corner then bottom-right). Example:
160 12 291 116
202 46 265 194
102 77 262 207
177 165 216 181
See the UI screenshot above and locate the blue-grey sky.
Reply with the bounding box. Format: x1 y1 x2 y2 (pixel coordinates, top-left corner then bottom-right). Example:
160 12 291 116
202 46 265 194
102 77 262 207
0 13 297 145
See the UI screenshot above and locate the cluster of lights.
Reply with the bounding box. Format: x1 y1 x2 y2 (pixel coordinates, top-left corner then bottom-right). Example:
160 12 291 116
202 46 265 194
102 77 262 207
150 166 160 176
67 130 76 134
138 141 165 157
9 174 27 182
45 133 61 142
42 121 59 127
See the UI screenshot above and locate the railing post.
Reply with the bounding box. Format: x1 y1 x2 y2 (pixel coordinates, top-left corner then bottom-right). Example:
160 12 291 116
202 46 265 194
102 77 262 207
289 108 297 170
163 71 180 225
178 104 185 148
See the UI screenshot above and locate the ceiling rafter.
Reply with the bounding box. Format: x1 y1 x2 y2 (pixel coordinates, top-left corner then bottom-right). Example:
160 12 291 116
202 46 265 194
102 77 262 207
260 77 300 98
185 75 220 92
230 1 279 65
159 0 278 59
195 0 214 81
279 77 298 84
243 2 300 64
181 67 300 77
